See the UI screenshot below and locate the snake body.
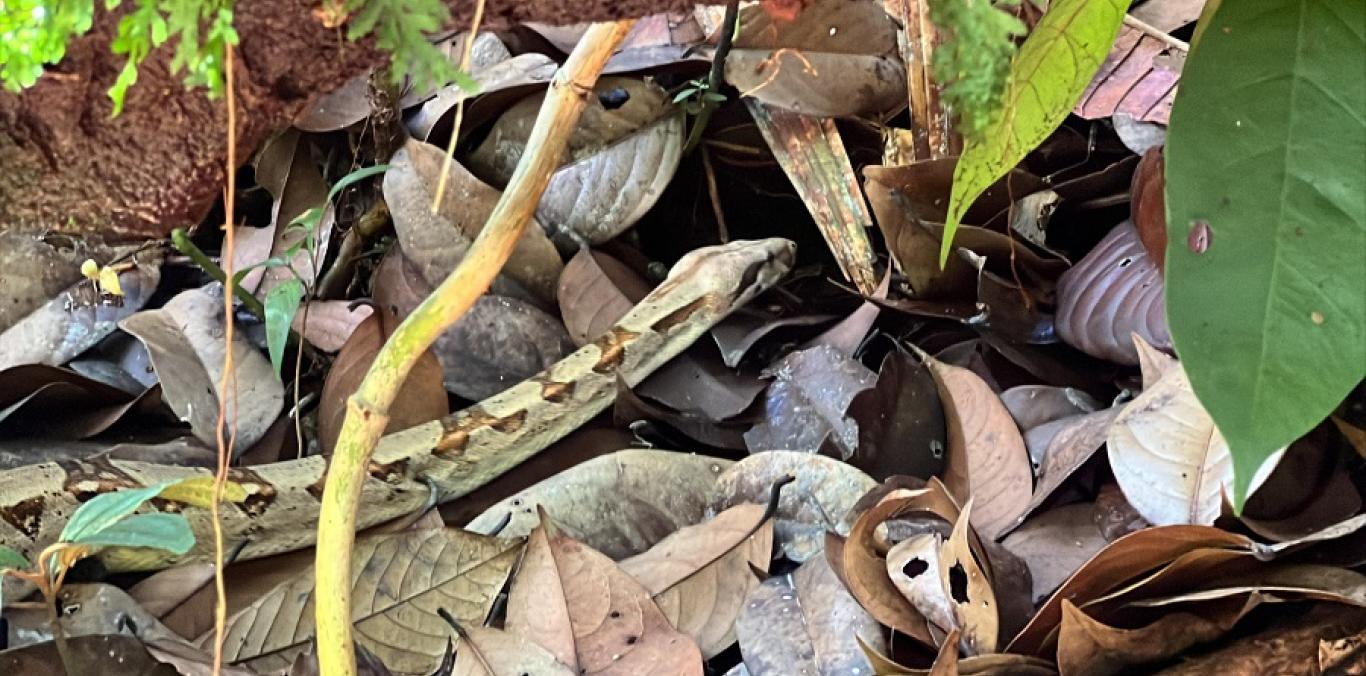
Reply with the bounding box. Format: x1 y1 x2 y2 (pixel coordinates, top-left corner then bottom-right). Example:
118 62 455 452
0 238 795 583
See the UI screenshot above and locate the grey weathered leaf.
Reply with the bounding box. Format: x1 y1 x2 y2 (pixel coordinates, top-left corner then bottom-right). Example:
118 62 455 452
744 345 876 457
1001 503 1109 605
119 287 283 452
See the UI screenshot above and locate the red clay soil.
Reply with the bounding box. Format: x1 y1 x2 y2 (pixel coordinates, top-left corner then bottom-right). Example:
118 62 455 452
0 0 693 242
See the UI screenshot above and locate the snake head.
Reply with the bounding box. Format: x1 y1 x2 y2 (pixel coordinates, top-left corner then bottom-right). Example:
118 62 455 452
668 238 797 307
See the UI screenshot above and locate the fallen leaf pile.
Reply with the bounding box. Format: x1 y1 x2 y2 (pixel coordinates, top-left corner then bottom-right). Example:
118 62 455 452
2 2 1363 675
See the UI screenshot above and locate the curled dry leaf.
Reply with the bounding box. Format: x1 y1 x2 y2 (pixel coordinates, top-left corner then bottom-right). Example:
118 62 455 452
1108 363 1282 526
1074 21 1184 125
119 286 283 452
841 488 936 645
939 499 999 655
317 306 448 455
510 511 704 676
409 53 559 140
466 449 730 559
744 344 877 457
1008 525 1256 656
208 528 519 675
1056 597 1249 676
1056 221 1171 365
0 365 151 441
918 349 1032 539
725 0 906 118
238 130 333 296
710 451 876 563
734 555 884 676
619 503 774 657
0 256 160 371
886 533 956 634
385 139 563 305
1001 503 1110 606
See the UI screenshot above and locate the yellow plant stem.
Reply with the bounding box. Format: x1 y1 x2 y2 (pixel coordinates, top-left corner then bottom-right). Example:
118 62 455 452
313 20 634 676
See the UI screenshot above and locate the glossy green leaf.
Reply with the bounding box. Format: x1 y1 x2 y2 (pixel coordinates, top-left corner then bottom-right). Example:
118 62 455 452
60 482 171 543
939 0 1127 267
1164 0 1366 507
70 513 194 555
265 276 304 376
0 545 29 570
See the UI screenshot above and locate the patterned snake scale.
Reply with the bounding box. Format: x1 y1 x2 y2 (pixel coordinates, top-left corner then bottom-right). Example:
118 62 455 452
0 238 795 590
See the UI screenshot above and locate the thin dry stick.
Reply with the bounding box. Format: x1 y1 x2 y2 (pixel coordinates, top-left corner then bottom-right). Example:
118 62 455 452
211 43 240 676
430 0 488 212
313 20 634 676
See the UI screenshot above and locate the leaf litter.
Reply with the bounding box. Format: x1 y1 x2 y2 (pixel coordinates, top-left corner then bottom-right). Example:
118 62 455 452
1 5 1363 675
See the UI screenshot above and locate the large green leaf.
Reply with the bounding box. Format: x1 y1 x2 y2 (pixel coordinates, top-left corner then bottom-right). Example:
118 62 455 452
59 482 171 543
1165 0 1366 506
939 0 1127 266
70 513 195 555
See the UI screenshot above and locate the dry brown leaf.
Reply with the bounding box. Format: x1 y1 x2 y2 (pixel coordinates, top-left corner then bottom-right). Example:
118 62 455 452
557 248 652 347
918 350 1032 539
857 633 1058 675
239 130 332 297
466 449 730 559
1008 525 1256 656
734 555 884 675
1074 21 1184 125
620 504 774 657
1057 597 1248 676
385 139 563 304
0 256 160 371
0 365 150 441
525 510 704 675
725 0 905 118
0 634 182 676
317 307 448 455
634 345 767 423
1000 385 1102 434
120 286 283 452
1000 504 1110 606
1016 408 1122 524
1055 221 1171 365
1131 146 1167 271
1108 364 1281 526
842 488 936 645
887 533 955 634
939 500 998 655
208 528 518 675
930 628 961 676
453 626 575 676
507 518 578 670
292 301 373 353
844 351 948 481
710 450 876 562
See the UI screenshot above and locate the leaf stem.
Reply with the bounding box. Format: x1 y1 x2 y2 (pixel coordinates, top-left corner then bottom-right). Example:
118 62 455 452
169 228 266 319
683 0 741 155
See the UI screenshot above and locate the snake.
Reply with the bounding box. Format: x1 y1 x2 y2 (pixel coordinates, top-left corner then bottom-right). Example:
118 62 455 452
0 237 795 587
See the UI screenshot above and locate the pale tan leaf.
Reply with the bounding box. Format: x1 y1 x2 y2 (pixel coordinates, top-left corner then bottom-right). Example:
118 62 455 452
453 626 575 676
466 449 730 560
557 248 652 347
506 523 578 671
938 499 998 655
1108 365 1283 526
919 351 1032 539
1132 333 1178 389
619 504 774 657
292 301 372 353
886 533 956 634
536 512 704 675
120 287 283 452
842 489 936 645
1057 597 1247 676
207 528 519 676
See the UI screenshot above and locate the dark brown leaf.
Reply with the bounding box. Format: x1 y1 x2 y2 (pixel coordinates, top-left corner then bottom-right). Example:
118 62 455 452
1001 503 1110 606
844 351 947 481
1131 146 1168 271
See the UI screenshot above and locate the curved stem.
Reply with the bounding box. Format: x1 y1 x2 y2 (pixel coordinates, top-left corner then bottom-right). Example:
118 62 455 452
313 20 633 676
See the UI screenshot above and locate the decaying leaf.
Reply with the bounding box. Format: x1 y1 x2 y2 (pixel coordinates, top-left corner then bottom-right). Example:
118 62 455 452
1016 407 1122 522
120 286 283 452
734 555 884 675
558 248 653 346
620 503 774 657
711 451 875 562
744 344 877 457
939 500 999 655
725 0 906 118
208 527 519 675
292 300 373 353
1074 21 1185 125
317 306 448 455
918 350 1032 539
1056 221 1171 365
1056 596 1248 676
466 449 729 559
840 489 935 645
886 533 956 634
